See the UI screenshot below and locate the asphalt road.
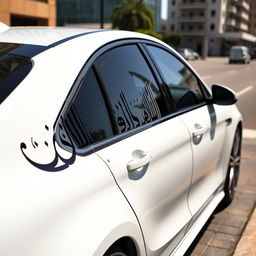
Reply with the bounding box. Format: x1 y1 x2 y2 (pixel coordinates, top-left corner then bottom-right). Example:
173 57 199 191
190 58 256 132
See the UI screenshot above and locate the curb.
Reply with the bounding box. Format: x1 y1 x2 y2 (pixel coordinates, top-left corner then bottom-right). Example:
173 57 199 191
233 206 256 256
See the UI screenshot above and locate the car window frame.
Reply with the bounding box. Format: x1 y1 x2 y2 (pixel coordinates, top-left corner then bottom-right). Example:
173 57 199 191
54 39 171 155
54 38 212 156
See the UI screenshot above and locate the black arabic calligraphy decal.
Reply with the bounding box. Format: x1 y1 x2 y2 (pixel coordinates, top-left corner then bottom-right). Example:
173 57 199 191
115 78 161 133
20 123 76 172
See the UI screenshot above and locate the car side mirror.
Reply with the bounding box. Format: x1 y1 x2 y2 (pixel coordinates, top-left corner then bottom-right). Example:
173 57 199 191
211 84 238 105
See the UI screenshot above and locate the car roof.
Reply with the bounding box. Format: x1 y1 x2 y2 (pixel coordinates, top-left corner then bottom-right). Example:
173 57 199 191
0 26 163 58
0 26 100 46
231 46 248 49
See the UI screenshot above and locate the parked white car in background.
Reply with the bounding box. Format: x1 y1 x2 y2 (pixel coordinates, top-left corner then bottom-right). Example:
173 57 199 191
0 24 242 256
177 48 200 60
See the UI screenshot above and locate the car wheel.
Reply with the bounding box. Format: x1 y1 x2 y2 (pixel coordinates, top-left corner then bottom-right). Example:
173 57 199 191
222 128 241 206
104 246 128 256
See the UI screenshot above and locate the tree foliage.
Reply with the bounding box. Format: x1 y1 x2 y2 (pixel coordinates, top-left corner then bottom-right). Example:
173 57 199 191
136 29 162 40
111 0 155 31
163 34 184 47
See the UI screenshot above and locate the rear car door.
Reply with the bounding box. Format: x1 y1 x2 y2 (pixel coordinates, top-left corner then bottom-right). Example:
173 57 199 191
146 45 227 218
92 43 193 255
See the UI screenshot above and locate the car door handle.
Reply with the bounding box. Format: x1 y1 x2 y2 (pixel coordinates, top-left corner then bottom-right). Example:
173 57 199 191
192 123 207 137
127 151 151 172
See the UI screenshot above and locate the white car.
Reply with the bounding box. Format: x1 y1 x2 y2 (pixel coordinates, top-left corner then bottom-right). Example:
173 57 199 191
229 45 251 64
177 48 200 61
0 24 242 256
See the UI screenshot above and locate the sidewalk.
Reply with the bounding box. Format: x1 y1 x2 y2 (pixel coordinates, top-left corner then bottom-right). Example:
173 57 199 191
233 137 256 256
185 136 256 256
234 208 256 256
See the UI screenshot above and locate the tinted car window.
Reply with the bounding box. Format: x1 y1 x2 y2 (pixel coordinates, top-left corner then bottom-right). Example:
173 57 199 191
147 45 204 109
0 52 32 104
95 45 163 133
63 67 114 148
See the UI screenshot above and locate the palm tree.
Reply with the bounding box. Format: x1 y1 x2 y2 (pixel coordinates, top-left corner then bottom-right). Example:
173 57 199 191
111 0 155 32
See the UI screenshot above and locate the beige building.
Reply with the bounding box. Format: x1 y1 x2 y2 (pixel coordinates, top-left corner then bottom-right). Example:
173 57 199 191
163 0 256 56
249 0 256 35
0 0 56 26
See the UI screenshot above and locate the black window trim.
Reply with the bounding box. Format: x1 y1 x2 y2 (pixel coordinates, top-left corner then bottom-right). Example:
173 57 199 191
54 38 210 156
92 63 119 134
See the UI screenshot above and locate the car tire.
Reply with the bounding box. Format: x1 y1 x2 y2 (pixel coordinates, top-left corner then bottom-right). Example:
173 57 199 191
222 128 242 206
104 246 128 256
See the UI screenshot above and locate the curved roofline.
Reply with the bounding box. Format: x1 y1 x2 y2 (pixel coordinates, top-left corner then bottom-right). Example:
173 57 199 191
0 28 109 58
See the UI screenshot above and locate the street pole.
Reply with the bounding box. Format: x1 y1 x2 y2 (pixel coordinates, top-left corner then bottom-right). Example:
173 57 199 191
100 0 104 29
202 0 208 60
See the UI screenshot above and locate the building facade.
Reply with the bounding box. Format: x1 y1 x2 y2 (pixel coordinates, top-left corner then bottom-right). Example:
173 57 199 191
163 0 256 56
0 0 56 26
57 0 162 32
249 0 256 35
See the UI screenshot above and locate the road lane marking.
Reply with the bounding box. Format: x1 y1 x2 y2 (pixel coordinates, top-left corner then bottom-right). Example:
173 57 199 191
237 86 253 97
243 129 256 139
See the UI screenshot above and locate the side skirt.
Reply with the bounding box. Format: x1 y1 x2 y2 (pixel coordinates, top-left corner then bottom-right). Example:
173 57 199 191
170 191 225 256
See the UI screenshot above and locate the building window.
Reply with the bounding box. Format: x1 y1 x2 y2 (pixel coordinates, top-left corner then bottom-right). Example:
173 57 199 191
171 11 175 18
172 0 176 5
189 12 194 18
211 10 216 17
210 24 215 30
171 24 175 31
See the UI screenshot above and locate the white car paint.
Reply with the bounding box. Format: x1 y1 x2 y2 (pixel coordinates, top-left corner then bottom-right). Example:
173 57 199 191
0 27 242 256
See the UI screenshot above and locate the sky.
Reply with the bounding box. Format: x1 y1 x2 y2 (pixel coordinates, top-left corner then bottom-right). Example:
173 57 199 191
161 0 168 20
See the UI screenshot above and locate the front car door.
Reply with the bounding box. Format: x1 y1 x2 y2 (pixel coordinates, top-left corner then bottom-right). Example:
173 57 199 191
145 45 227 218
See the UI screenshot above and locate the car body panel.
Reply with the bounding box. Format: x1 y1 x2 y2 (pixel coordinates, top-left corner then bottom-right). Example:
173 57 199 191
179 105 227 215
96 116 193 256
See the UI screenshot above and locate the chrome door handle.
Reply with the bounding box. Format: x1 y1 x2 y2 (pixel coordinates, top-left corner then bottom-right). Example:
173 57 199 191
192 123 207 137
127 151 151 172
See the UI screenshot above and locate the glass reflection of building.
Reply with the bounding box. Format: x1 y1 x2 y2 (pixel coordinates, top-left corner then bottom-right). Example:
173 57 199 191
57 0 162 32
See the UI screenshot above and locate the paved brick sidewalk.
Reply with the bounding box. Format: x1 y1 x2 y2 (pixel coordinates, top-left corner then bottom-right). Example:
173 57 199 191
185 137 256 256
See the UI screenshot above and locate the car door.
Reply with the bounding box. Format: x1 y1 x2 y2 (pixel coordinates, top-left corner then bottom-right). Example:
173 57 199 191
146 45 227 217
92 43 193 255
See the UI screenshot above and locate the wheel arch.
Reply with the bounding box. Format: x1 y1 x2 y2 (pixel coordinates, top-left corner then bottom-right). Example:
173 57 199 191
103 236 139 256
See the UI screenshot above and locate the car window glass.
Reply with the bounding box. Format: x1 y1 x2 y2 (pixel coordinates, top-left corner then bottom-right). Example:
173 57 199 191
63 67 113 148
0 52 32 104
147 45 204 109
94 45 163 133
